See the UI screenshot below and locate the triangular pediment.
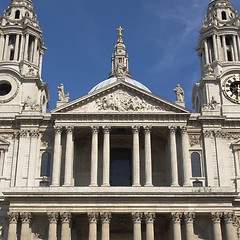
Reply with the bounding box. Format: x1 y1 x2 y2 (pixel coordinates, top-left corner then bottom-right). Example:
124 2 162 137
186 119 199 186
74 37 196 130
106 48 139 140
52 81 190 114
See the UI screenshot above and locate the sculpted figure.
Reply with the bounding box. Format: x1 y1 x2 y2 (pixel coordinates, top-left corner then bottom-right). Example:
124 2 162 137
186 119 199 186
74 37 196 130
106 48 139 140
174 84 184 102
58 83 69 102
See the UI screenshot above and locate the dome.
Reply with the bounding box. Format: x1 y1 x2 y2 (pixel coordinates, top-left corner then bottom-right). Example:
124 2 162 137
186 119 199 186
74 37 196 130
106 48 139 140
89 77 152 94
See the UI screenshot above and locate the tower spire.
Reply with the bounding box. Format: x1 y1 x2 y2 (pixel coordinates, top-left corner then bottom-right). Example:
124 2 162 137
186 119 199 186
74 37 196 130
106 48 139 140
108 26 132 79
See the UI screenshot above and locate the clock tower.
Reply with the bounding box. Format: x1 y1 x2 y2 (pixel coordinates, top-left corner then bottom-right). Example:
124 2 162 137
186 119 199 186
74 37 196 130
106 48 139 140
0 0 49 116
192 0 240 117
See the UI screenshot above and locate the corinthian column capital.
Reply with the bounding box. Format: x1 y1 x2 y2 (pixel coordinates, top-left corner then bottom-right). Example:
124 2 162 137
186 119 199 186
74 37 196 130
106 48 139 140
8 212 19 223
144 212 155 223
183 212 195 223
48 212 59 223
20 212 32 224
100 212 111 223
60 212 71 223
132 212 143 223
171 212 182 223
88 212 99 223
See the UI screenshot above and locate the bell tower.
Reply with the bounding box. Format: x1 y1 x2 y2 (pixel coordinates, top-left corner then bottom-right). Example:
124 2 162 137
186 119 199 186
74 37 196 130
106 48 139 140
192 0 240 117
0 0 49 116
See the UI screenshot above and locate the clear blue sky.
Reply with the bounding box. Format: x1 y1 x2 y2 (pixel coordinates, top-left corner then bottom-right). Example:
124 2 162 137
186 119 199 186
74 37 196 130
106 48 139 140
1 0 240 110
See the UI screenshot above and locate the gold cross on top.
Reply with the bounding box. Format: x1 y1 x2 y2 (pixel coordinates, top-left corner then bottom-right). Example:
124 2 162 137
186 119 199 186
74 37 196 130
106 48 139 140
116 26 124 43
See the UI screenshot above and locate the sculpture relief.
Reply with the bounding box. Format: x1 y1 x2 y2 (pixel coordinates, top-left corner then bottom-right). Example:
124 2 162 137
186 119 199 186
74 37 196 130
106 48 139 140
23 96 41 111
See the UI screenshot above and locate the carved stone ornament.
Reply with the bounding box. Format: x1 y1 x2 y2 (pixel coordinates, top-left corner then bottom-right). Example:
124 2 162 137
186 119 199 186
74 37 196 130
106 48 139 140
103 126 111 134
183 212 195 223
30 130 39 138
19 130 28 138
132 212 143 223
23 96 41 111
189 135 201 147
8 212 19 223
87 90 164 113
88 212 99 223
144 212 155 223
132 126 140 134
203 130 212 138
100 212 111 223
171 212 182 223
144 126 152 133
20 212 32 224
223 212 234 223
169 126 176 134
211 212 222 223
47 212 59 223
60 212 71 223
0 134 12 140
202 96 219 111
91 126 99 134
233 216 240 240
54 126 62 134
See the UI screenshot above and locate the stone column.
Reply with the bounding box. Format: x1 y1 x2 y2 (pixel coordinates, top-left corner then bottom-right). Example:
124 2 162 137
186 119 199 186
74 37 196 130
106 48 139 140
211 212 222 240
64 126 74 186
60 212 71 240
237 35 240 60
24 34 29 60
144 126 153 187
169 126 179 186
223 212 235 240
3 34 9 60
233 35 239 61
102 126 111 187
132 212 142 240
14 34 20 61
132 126 141 186
90 126 99 186
171 212 182 240
144 212 155 240
10 132 19 187
204 39 209 64
222 36 227 61
100 212 111 240
20 212 32 240
39 51 43 77
183 212 195 240
88 212 98 240
0 34 4 60
33 37 38 64
27 130 39 186
19 34 25 60
52 126 62 186
8 212 18 240
212 34 218 61
48 212 58 240
181 127 191 186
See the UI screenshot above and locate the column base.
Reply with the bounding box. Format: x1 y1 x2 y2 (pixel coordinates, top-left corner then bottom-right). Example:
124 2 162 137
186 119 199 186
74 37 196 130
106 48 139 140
144 183 153 187
132 184 141 187
101 184 110 187
171 183 180 187
90 184 98 187
183 183 192 187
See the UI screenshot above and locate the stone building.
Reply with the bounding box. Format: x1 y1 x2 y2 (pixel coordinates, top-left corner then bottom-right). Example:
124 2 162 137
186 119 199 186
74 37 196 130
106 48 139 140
0 0 240 239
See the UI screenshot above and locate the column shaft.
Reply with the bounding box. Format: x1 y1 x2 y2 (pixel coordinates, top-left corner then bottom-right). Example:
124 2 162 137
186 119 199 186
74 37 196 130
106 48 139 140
60 212 71 240
145 213 155 240
102 127 110 186
181 127 191 186
90 126 99 186
20 213 32 240
48 213 58 240
52 126 62 186
222 36 227 61
171 213 182 240
212 34 218 61
24 34 29 60
64 126 74 186
14 34 20 61
184 212 195 240
8 212 18 240
100 212 111 240
19 35 25 60
144 126 152 186
3 34 9 60
88 213 98 240
211 213 222 240
169 127 179 186
224 213 234 240
233 35 239 61
0 35 4 60
204 39 209 64
33 37 38 64
132 126 140 186
132 212 142 240
39 52 43 77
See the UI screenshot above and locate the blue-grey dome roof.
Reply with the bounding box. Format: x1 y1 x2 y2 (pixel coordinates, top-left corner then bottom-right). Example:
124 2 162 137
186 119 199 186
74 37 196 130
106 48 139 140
89 77 151 94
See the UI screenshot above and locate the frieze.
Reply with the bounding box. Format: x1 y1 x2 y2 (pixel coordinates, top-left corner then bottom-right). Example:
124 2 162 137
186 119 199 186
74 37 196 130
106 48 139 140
0 134 13 140
189 135 201 147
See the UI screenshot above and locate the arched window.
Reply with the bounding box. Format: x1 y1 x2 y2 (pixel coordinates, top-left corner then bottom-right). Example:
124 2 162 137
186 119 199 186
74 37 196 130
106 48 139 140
191 152 202 177
40 152 51 177
15 10 20 19
221 11 227 20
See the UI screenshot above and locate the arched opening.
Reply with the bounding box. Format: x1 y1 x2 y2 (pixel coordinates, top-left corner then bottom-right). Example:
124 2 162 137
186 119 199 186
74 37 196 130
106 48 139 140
110 148 132 186
15 10 20 19
221 11 227 20
40 152 51 177
226 36 233 61
191 152 202 177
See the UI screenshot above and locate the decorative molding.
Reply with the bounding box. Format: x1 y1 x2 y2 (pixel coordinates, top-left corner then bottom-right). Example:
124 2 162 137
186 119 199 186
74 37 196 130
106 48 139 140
132 212 143 223
23 96 41 111
203 130 212 138
30 130 39 138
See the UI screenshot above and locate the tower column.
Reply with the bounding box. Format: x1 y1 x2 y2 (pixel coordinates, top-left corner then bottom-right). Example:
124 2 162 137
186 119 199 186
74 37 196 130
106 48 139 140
233 35 239 61
183 212 195 240
24 34 29 60
14 34 20 61
237 35 240 60
3 34 9 60
169 126 179 186
60 212 71 240
0 34 4 60
52 126 62 186
39 51 43 77
64 126 74 186
204 39 209 64
211 212 222 240
171 213 182 240
223 212 235 240
48 212 58 240
144 126 152 186
212 34 218 61
144 212 155 240
222 36 228 61
102 126 111 187
132 212 142 240
100 212 111 240
90 126 99 186
20 212 32 240
88 212 98 240
181 127 191 186
132 126 141 186
33 37 38 64
8 212 18 240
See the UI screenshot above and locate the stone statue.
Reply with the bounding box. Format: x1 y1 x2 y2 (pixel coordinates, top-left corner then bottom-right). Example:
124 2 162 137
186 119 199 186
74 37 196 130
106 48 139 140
57 83 69 102
116 63 127 79
174 84 184 102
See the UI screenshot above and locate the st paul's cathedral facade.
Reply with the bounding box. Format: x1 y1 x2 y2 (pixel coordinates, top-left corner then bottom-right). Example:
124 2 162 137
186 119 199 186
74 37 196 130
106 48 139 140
0 0 240 239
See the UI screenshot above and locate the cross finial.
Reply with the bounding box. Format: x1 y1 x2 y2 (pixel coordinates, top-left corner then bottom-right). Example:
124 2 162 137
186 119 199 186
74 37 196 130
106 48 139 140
116 26 124 43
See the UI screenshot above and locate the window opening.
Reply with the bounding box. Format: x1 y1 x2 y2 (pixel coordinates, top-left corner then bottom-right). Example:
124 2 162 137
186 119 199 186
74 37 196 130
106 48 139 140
40 152 51 177
15 10 20 19
221 11 227 20
191 152 202 177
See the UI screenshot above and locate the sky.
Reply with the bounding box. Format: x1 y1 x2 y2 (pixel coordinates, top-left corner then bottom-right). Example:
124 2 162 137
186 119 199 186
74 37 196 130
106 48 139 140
0 0 240 111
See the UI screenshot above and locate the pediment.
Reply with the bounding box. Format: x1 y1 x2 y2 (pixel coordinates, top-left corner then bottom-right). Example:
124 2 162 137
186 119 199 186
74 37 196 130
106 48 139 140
52 82 190 114
0 138 10 150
